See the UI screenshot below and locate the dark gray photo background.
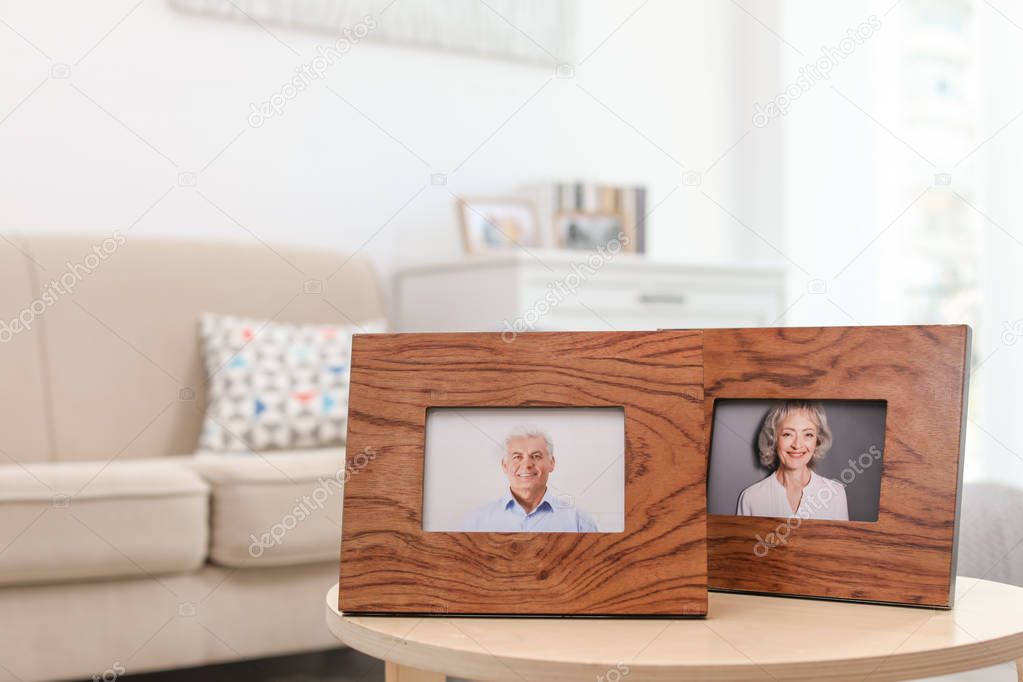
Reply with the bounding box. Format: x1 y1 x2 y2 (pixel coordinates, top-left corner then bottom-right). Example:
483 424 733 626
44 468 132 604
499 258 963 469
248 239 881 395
707 399 887 521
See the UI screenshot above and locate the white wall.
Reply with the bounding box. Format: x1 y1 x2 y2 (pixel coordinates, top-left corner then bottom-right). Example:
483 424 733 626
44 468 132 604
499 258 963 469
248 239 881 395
0 0 755 288
776 0 882 327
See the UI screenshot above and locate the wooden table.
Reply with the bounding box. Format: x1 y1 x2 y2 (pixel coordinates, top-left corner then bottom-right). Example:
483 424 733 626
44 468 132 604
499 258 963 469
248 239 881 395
325 577 1023 681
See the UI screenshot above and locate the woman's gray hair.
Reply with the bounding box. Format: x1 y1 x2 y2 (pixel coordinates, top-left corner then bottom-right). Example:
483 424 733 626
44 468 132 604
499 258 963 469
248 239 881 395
503 426 554 459
757 400 832 469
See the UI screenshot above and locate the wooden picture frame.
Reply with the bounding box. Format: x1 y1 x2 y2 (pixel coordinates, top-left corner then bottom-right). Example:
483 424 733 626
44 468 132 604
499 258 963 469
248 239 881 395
550 182 648 253
552 211 636 252
703 325 971 608
339 330 707 616
456 196 540 254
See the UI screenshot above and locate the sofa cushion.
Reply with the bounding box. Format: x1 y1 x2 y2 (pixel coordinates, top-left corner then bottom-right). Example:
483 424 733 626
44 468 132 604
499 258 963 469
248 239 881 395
0 458 209 586
197 314 385 453
190 449 349 567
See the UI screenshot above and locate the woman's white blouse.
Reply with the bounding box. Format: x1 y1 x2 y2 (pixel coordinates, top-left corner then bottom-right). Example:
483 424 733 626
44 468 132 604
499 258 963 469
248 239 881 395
737 470 849 520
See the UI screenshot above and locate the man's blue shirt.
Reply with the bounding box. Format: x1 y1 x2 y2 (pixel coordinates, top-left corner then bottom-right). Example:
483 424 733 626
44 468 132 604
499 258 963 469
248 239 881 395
459 490 598 532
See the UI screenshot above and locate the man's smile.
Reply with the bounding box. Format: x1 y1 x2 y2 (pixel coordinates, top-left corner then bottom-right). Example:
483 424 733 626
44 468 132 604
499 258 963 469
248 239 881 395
502 435 555 500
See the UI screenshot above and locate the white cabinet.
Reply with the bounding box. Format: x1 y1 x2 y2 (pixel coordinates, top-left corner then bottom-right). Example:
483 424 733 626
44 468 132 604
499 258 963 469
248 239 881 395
394 251 786 333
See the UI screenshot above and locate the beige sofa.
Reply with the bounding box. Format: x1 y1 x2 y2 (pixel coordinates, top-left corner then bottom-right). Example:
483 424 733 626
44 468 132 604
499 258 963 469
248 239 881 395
0 235 385 682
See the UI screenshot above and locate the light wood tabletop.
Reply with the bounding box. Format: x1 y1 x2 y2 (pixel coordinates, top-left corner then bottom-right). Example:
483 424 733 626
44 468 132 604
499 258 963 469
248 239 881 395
325 577 1023 682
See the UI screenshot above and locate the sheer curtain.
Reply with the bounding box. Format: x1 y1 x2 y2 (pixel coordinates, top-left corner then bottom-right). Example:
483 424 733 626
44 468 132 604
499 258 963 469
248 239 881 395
774 0 1021 484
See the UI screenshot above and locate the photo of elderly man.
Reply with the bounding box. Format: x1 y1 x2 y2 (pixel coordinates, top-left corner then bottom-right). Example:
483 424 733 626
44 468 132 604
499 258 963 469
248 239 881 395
459 427 598 532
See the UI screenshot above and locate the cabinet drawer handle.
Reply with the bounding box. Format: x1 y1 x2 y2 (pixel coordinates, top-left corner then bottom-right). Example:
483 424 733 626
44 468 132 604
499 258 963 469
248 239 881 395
638 293 687 305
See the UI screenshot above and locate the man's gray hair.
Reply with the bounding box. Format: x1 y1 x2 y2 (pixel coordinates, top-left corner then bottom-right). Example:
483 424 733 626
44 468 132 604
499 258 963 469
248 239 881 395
502 425 554 459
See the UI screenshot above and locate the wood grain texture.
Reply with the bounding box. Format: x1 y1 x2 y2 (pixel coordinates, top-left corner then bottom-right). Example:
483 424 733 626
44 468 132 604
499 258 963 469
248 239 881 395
339 331 706 616
704 325 971 608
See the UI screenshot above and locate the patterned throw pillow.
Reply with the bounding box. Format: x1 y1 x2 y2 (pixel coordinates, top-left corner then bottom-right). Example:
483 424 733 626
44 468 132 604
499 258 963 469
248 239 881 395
197 314 385 453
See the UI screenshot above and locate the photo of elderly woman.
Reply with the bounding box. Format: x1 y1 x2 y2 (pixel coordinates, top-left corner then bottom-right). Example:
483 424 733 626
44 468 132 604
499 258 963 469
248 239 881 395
737 400 847 520
707 399 886 523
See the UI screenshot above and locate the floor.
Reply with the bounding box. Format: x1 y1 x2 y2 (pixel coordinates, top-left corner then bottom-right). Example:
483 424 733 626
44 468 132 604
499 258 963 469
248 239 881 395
115 648 381 682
